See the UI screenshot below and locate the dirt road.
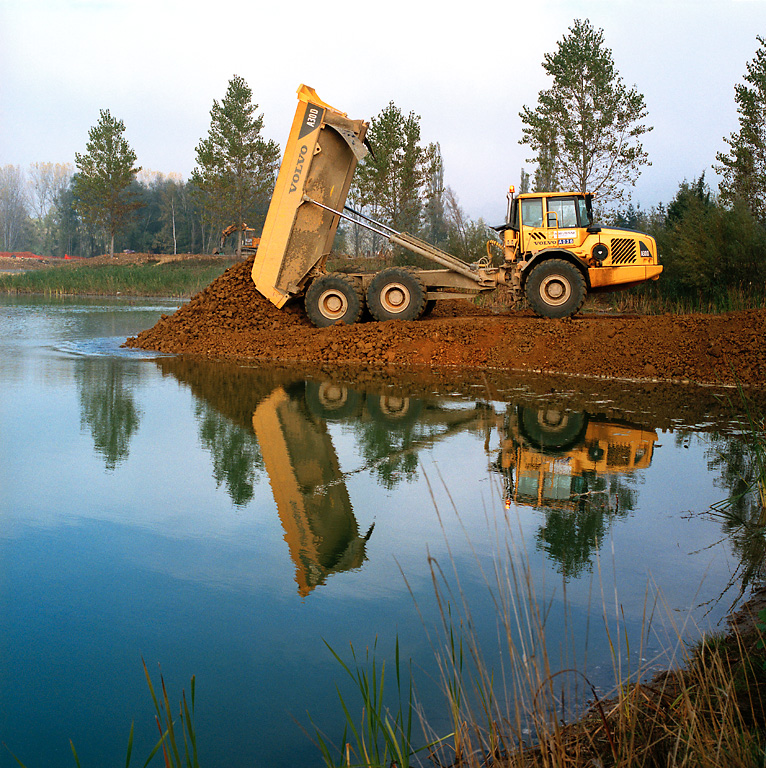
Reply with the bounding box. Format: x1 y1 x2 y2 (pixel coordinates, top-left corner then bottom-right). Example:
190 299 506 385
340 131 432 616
125 254 766 389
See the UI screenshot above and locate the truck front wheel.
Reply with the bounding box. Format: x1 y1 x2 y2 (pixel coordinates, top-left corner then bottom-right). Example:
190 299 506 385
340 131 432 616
525 259 586 319
366 268 426 322
518 406 587 452
305 273 364 327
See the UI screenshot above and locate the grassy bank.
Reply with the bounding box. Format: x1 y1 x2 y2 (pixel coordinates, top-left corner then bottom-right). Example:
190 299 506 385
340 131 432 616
312 598 766 768
4 252 765 314
0 259 238 298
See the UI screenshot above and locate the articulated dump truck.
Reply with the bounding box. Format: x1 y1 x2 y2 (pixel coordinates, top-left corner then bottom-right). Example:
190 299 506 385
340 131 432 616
252 85 663 327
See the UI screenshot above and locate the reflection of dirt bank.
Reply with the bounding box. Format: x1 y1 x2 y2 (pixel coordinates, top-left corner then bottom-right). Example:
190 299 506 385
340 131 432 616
126 254 766 389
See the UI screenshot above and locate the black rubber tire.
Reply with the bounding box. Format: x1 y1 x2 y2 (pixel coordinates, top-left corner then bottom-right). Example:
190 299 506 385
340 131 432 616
419 299 437 318
518 406 588 453
366 268 427 322
305 273 364 328
365 393 423 428
525 259 586 319
305 380 362 421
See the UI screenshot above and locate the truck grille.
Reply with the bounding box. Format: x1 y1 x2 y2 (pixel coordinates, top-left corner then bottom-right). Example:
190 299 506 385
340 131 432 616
609 239 638 265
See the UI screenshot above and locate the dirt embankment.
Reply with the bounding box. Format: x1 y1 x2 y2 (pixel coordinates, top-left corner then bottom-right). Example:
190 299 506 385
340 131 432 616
125 255 766 389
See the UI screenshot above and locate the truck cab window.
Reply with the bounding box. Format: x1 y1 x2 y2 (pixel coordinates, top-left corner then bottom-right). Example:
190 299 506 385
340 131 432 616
521 198 544 228
547 197 578 228
577 197 590 226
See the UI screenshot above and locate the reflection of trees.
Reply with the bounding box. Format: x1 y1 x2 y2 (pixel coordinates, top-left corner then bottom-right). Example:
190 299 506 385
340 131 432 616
355 421 420 490
536 474 636 579
705 430 766 597
195 402 264 507
349 398 487 491
153 358 290 508
76 360 142 471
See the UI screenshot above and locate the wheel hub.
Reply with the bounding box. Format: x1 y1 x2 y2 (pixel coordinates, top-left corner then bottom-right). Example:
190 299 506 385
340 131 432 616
540 275 571 306
319 290 348 319
381 283 410 313
318 382 348 409
379 396 409 417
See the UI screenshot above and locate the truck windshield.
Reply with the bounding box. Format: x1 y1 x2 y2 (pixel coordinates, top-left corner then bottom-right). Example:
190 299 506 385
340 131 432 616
521 198 543 228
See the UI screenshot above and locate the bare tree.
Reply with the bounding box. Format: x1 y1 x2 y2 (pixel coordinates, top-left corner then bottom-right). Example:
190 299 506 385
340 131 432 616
27 162 73 254
28 162 73 219
444 186 497 262
0 165 30 251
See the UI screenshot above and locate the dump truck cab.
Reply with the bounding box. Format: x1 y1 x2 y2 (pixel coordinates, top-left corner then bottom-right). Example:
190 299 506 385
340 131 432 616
497 406 657 511
500 189 662 317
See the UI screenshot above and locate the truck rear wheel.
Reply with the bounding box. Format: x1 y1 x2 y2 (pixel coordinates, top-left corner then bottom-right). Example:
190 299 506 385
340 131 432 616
525 259 586 319
366 268 426 322
366 393 423 427
305 273 364 327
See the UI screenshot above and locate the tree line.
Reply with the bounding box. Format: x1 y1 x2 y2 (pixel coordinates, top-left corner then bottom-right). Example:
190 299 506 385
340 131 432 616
0 74 492 263
0 22 763 305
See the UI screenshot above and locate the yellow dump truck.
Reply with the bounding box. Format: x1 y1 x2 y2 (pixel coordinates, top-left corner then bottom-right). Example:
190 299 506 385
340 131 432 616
252 85 663 327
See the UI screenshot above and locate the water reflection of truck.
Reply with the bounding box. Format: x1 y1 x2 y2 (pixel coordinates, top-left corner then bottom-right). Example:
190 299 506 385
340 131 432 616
497 405 657 510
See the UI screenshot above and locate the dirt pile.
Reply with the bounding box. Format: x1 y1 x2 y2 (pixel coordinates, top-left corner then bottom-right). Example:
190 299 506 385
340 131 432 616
125 255 766 388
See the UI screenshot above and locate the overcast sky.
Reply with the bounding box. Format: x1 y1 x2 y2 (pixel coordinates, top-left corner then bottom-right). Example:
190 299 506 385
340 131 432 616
1 0 763 221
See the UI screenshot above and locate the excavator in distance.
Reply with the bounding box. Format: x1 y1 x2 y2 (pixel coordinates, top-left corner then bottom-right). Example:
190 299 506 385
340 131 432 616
251 85 663 327
214 223 260 256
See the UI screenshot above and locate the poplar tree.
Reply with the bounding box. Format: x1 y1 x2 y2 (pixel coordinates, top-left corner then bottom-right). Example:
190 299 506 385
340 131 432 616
520 19 651 205
715 36 766 223
422 143 448 247
191 75 280 255
73 110 141 257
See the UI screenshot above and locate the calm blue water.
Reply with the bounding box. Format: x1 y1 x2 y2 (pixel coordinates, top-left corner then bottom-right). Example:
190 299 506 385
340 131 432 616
0 296 753 767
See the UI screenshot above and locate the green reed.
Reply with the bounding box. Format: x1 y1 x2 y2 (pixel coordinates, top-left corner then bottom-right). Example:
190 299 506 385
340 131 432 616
3 663 195 768
308 637 446 768
309 453 766 768
0 261 236 297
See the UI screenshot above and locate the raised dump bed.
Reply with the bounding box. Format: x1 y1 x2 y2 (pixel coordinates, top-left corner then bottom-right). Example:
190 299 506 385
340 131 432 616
251 85 369 309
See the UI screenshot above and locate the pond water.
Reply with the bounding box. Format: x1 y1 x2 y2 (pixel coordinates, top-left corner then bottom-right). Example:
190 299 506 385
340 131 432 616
0 296 761 768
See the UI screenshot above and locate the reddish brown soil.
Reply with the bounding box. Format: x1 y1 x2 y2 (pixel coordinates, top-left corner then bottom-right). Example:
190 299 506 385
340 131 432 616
125 254 766 388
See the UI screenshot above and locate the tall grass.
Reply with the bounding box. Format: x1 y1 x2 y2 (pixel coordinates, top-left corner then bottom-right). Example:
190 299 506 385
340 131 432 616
600 284 766 315
472 283 766 315
0 260 237 297
309 638 442 768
